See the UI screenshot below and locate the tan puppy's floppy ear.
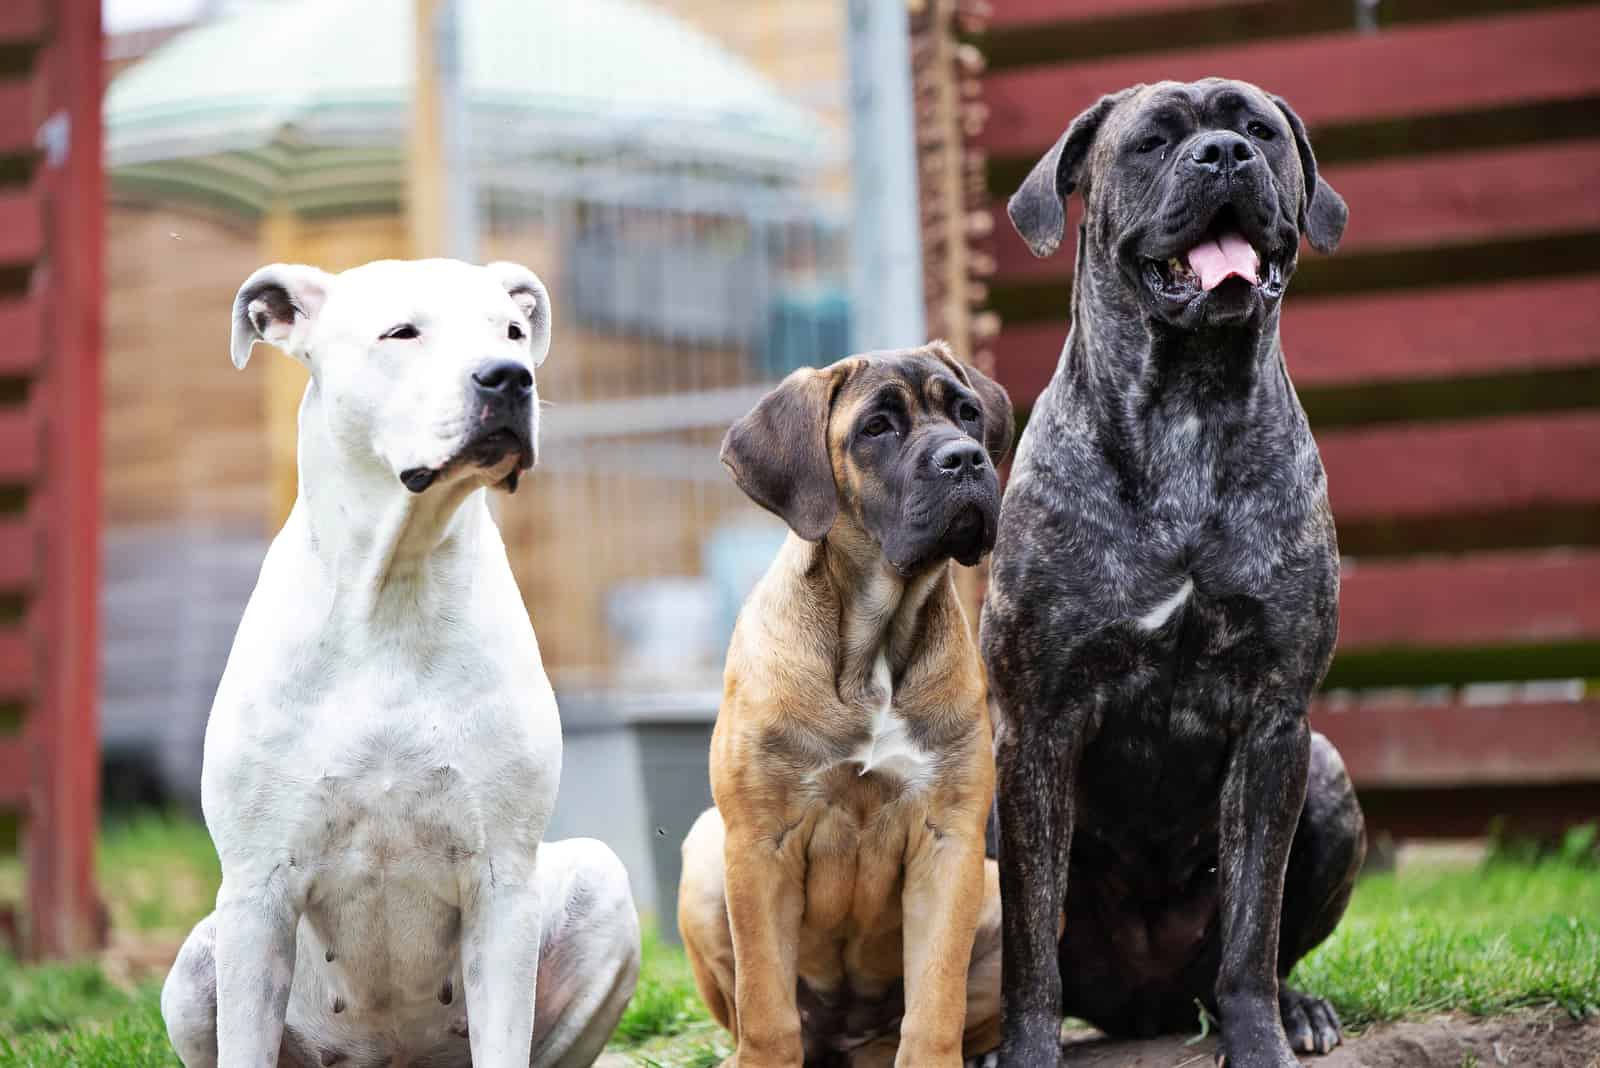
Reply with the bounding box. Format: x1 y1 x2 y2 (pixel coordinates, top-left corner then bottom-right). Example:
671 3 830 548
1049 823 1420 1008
721 365 845 542
1008 88 1135 259
966 361 1015 466
927 341 1015 466
230 263 333 369
1272 93 1348 254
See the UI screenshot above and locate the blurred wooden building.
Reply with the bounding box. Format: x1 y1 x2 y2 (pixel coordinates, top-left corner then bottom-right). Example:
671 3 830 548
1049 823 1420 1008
98 0 849 810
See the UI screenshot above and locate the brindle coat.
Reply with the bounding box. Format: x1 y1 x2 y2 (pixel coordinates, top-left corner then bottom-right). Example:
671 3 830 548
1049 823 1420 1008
679 344 1014 1068
980 81 1367 1068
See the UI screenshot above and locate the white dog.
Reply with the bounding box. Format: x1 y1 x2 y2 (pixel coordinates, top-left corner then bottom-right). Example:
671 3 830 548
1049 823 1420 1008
162 259 640 1068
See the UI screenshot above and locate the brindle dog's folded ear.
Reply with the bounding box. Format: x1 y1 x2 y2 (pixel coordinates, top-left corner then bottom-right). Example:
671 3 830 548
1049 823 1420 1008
1272 94 1348 255
1008 88 1134 259
721 366 844 542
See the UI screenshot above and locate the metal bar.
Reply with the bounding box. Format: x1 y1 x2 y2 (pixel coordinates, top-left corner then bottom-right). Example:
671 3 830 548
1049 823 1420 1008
845 0 926 351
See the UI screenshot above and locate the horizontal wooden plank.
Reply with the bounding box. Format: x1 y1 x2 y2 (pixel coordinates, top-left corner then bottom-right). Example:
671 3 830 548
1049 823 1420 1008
0 188 42 267
0 627 29 703
0 403 40 483
0 0 46 44
1322 411 1600 523
995 276 1600 404
0 519 31 592
1354 782 1600 840
979 7 1600 157
991 141 1600 284
0 735 26 809
0 298 42 375
988 0 1244 24
1338 549 1600 652
1312 699 1600 788
0 76 44 158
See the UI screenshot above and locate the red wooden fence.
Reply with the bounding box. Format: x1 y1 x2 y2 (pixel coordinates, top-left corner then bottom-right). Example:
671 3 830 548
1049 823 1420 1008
968 0 1600 838
0 0 104 957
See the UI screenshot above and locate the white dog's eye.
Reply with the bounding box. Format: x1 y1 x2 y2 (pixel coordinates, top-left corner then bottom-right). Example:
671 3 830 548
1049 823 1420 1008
508 322 525 341
381 324 420 341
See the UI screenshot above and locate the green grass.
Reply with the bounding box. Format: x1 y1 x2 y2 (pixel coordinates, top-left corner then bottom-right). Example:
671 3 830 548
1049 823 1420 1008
1289 826 1600 1027
0 816 1594 1067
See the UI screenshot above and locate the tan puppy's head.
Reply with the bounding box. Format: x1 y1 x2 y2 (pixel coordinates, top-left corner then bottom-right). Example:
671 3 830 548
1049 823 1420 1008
722 342 1014 576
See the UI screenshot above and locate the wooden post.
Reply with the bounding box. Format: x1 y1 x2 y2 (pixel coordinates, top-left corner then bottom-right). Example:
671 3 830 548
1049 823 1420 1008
27 0 104 958
409 0 445 258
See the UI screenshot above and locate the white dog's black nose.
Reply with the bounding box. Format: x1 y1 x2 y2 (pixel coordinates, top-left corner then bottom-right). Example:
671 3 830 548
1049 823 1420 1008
934 439 988 478
1188 131 1256 174
473 359 533 398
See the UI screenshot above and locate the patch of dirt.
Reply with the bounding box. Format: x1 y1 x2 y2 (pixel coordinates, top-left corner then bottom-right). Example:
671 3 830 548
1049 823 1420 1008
1058 1009 1599 1067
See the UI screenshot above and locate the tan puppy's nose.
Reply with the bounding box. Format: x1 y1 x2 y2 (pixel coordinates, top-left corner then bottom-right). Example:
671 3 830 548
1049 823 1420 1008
933 439 988 479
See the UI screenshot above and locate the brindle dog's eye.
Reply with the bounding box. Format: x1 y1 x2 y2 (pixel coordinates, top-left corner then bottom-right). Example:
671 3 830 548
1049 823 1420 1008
958 402 980 423
508 322 525 341
1135 134 1165 155
381 324 420 341
862 415 892 438
1247 120 1275 141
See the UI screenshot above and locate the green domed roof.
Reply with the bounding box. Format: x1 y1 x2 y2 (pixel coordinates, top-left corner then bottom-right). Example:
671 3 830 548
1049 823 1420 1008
107 0 835 215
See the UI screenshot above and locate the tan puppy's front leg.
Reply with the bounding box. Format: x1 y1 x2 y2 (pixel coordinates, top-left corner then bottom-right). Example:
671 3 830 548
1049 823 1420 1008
898 822 988 1068
724 825 805 1068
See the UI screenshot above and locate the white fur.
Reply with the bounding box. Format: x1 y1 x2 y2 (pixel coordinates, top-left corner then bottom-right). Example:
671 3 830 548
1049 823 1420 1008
850 652 936 788
1136 576 1194 632
164 259 636 1068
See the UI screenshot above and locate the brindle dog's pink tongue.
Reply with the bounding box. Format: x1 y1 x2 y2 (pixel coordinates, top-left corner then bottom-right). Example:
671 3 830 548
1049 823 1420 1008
1186 230 1260 291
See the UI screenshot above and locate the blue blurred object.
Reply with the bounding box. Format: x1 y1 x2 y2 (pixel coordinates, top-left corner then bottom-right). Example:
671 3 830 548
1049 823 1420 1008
761 284 852 379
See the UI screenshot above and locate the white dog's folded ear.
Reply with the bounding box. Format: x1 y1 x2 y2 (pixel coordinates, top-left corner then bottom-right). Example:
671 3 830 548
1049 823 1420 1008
230 263 333 370
486 261 552 368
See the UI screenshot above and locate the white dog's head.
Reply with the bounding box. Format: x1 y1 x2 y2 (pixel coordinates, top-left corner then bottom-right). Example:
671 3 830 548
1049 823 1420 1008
230 258 551 494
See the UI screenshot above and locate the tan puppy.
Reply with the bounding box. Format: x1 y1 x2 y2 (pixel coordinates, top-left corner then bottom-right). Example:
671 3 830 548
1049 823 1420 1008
679 343 1014 1068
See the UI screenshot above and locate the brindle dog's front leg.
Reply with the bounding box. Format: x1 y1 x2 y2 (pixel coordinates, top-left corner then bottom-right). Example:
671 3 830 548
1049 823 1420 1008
1215 709 1312 1068
724 824 806 1068
994 709 1085 1068
900 814 988 1067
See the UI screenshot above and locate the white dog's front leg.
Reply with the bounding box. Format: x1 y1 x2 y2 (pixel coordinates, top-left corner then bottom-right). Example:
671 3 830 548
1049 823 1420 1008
463 857 545 1067
213 875 298 1068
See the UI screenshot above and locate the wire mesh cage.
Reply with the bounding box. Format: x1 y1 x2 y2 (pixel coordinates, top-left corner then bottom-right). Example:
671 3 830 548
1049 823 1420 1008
479 157 850 699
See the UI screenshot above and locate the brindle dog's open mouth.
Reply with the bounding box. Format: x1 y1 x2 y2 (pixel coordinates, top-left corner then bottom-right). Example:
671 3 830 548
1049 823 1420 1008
1142 205 1288 303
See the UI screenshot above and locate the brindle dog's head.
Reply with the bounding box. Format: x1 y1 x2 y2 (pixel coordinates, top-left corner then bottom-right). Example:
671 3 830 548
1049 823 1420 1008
1009 79 1347 330
722 342 1014 575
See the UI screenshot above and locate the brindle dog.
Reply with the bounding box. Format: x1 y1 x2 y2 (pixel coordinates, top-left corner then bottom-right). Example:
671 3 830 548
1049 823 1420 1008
980 81 1367 1067
679 343 1014 1068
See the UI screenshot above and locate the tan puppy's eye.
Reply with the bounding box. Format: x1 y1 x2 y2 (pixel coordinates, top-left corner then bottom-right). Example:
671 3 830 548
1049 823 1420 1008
508 322 525 341
381 324 420 341
862 415 893 438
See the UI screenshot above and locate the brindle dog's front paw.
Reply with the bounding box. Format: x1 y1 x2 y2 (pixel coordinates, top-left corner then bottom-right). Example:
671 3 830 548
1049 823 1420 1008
1214 1003 1300 1068
1279 987 1342 1055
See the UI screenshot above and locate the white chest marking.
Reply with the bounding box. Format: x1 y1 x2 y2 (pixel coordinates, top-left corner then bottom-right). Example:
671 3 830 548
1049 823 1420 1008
848 653 935 787
1136 577 1194 632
